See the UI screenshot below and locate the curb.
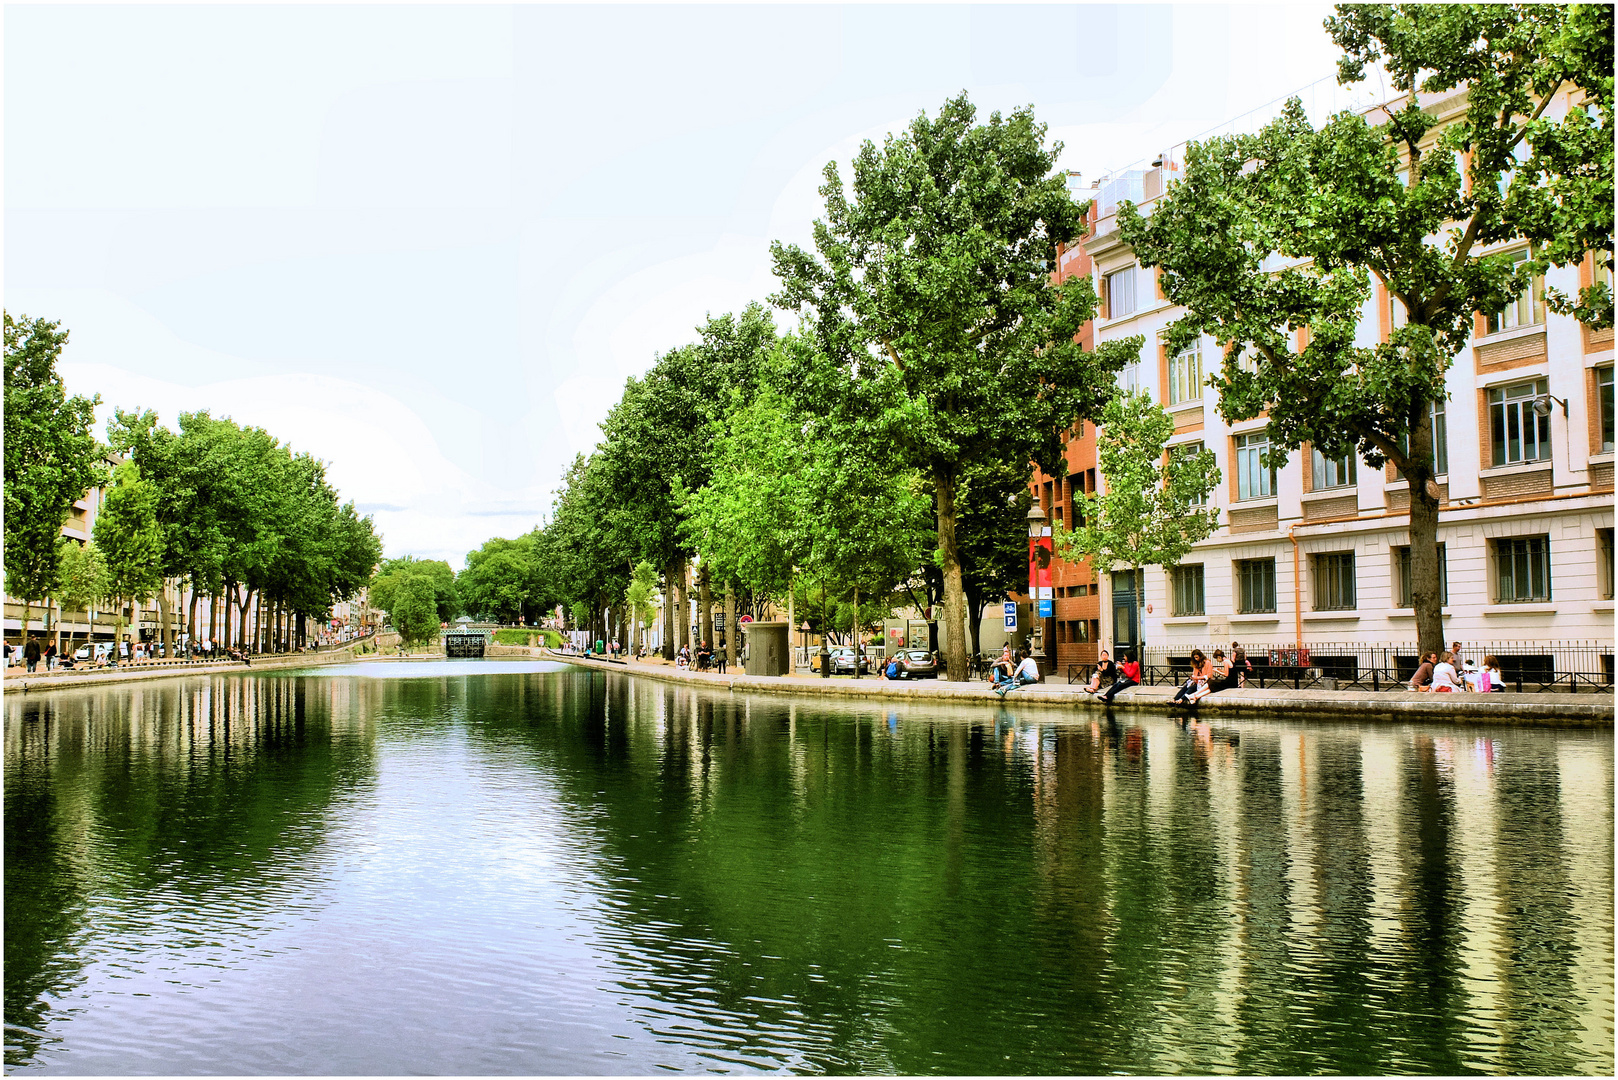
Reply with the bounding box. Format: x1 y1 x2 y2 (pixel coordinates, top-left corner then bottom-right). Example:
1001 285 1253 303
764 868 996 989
543 650 1614 727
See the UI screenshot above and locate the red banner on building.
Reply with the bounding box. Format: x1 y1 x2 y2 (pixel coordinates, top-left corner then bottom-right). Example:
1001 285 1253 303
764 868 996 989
1029 533 1053 596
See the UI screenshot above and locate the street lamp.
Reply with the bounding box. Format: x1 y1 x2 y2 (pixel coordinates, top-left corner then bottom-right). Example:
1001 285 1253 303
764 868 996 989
1027 497 1048 673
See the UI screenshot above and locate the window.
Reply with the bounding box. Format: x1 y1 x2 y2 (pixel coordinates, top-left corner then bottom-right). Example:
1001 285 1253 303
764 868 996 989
1598 529 1614 602
1235 432 1276 500
1493 536 1551 603
1167 340 1203 405
1118 361 1141 394
1170 565 1205 616
1106 267 1136 318
1236 559 1276 613
1311 448 1356 489
1312 552 1357 611
1395 543 1448 608
1486 249 1543 333
1489 379 1551 466
1599 366 1614 454
1398 399 1449 475
1389 292 1408 332
1172 441 1209 505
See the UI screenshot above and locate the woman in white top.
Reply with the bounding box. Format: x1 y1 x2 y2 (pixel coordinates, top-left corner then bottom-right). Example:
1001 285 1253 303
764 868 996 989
1430 651 1467 692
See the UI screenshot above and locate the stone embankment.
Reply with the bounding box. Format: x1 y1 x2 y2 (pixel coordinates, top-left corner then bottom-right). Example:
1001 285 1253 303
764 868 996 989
544 649 1614 727
4 633 403 693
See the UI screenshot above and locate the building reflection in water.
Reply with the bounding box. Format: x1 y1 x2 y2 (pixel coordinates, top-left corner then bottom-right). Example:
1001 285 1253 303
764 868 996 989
5 667 1612 1076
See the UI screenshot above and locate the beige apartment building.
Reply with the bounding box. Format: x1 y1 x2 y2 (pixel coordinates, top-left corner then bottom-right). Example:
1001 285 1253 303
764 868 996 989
1080 80 1613 682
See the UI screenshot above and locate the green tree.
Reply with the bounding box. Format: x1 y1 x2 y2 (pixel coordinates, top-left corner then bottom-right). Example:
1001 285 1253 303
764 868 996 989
54 538 108 655
92 461 164 663
771 93 1131 679
1122 3 1614 658
3 313 103 639
1053 391 1221 662
459 541 536 623
625 560 660 655
389 572 440 649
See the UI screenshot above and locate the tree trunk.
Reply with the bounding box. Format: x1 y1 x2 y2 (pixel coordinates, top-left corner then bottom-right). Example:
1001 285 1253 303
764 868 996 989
935 466 969 681
662 563 675 659
237 587 253 652
157 579 172 659
725 580 737 669
967 588 983 661
186 586 196 645
21 599 31 653
699 564 713 650
851 582 861 680
674 559 688 655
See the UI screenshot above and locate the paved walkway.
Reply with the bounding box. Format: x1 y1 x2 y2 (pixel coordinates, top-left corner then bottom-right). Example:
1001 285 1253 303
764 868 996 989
3 636 391 693
543 650 1614 727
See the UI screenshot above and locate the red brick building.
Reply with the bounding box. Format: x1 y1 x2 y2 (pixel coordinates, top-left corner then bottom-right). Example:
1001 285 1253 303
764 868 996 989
1023 178 1104 677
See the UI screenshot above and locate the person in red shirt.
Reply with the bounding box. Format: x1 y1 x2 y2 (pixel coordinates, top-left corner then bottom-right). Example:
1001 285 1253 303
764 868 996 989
1100 650 1140 704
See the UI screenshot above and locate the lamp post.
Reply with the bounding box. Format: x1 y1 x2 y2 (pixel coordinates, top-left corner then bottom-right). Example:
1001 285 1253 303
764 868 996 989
1027 497 1048 673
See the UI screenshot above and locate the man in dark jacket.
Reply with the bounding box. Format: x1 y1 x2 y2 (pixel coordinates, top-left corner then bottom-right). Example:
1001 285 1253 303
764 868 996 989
24 636 41 673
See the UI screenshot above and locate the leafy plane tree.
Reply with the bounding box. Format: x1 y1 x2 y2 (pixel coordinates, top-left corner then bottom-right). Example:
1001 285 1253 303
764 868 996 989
92 461 164 663
772 93 1132 680
3 313 103 640
1054 391 1221 662
1121 3 1614 657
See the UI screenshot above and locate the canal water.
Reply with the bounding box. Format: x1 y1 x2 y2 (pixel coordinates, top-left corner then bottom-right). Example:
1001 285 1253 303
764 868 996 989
5 660 1612 1075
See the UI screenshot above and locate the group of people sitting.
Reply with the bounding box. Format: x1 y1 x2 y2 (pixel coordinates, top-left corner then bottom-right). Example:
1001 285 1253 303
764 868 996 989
674 640 727 673
1080 646 1254 706
1409 647 1504 692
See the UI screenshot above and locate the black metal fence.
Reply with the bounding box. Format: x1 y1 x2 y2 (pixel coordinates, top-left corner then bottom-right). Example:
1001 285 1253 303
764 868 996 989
1068 640 1613 694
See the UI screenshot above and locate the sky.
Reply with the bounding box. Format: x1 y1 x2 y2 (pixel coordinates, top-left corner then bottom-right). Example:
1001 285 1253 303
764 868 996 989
6 2 1346 566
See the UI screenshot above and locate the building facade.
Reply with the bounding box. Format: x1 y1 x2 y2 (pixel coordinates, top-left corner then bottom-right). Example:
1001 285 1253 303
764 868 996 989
1053 83 1612 677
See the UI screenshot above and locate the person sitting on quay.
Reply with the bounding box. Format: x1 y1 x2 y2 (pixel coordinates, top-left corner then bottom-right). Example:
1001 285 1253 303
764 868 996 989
1430 651 1466 692
1193 649 1238 702
992 649 1041 697
1080 650 1115 694
988 644 1014 684
1099 650 1139 703
1481 655 1506 692
1172 649 1213 705
1409 652 1437 692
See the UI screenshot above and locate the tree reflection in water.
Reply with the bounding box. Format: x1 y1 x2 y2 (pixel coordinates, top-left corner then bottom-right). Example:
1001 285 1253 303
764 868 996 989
5 664 1612 1075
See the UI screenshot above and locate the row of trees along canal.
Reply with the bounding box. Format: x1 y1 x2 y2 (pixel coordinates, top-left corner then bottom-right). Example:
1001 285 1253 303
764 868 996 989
3 312 383 658
458 6 1613 678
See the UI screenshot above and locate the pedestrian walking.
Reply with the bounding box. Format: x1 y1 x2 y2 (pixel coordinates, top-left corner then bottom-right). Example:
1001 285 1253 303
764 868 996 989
24 636 41 673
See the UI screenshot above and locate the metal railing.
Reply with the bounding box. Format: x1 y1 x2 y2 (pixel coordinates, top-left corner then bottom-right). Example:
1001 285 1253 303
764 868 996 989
1061 640 1615 694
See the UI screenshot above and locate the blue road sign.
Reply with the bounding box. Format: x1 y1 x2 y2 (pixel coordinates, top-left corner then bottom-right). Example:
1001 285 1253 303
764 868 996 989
1004 601 1017 630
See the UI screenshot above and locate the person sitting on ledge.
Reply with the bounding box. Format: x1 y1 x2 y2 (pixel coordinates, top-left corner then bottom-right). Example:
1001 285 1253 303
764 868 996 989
993 649 1040 697
1080 651 1115 694
1099 651 1139 703
1409 652 1437 692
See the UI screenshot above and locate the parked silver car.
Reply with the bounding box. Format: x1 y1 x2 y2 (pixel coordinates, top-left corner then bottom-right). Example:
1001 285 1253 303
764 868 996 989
891 649 939 679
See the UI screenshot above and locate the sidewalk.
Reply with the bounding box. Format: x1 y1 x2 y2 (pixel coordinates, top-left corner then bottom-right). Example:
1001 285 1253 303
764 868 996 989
544 650 1614 727
2 638 386 693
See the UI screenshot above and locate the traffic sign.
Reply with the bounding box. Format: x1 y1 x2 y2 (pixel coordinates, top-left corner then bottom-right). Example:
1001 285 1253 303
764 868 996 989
1003 601 1017 630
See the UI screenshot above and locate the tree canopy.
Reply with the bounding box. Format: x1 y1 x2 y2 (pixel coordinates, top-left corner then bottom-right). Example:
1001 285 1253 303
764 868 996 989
3 312 103 616
771 92 1133 678
1120 2 1614 656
